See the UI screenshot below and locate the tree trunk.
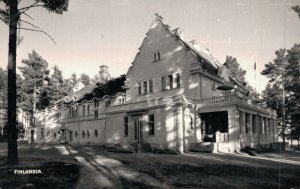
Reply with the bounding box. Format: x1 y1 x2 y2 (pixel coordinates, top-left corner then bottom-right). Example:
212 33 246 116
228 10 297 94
7 0 19 165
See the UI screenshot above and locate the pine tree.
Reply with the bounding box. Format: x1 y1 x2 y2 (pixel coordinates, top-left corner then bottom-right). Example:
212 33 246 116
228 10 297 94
0 0 69 164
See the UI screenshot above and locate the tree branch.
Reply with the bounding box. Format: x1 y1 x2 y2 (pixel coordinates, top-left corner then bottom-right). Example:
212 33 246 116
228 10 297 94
18 27 56 45
19 2 45 15
19 19 39 28
22 12 34 20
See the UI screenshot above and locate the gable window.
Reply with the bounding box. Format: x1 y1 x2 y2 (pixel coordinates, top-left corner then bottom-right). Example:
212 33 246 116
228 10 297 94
94 99 99 108
161 72 181 91
137 79 154 95
124 117 128 136
143 81 148 94
94 110 98 119
168 75 173 89
148 114 155 135
149 79 153 93
138 82 142 95
154 51 161 62
119 98 125 104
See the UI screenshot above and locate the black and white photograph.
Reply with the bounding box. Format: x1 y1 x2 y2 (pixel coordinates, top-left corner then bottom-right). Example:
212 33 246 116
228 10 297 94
1 0 300 188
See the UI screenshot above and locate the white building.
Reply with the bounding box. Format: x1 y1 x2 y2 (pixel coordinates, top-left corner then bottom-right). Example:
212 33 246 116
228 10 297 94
28 14 277 153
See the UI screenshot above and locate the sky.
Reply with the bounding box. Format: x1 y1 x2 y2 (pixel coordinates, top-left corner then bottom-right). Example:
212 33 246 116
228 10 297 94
0 0 300 93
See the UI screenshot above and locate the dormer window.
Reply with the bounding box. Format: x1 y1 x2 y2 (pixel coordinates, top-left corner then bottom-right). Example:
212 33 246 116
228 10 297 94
94 99 99 108
105 100 111 107
153 51 160 62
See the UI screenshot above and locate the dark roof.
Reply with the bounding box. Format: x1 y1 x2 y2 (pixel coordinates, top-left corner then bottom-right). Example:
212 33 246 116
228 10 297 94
55 75 126 106
78 75 126 103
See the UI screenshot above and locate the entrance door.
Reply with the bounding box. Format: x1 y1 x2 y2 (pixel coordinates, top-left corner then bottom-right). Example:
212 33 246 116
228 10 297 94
30 130 34 143
60 129 67 143
134 118 143 143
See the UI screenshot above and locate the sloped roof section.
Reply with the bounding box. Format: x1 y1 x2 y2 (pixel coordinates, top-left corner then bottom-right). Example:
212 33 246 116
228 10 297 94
79 75 126 103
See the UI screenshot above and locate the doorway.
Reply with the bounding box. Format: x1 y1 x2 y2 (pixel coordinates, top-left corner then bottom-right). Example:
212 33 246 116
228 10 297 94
134 118 143 143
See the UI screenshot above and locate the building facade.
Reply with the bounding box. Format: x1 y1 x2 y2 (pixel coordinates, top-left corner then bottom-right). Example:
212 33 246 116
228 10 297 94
28 14 277 153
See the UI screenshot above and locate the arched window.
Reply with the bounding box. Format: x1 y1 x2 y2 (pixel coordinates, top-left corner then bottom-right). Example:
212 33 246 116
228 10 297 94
75 131 78 138
94 130 98 138
82 130 85 138
87 130 90 138
53 132 56 139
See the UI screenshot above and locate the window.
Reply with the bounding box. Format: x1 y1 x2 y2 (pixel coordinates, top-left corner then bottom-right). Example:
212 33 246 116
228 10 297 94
149 79 153 93
190 117 194 129
53 132 57 139
94 130 98 138
245 113 250 134
119 98 125 104
211 81 216 91
94 110 98 119
82 131 85 138
252 115 256 134
75 131 78 138
94 99 99 108
124 117 128 136
137 79 154 95
175 73 181 88
161 73 181 91
168 75 173 89
148 114 155 135
71 107 77 118
161 76 166 90
46 131 50 138
69 130 73 141
105 100 110 107
154 51 161 62
138 82 142 95
87 105 90 115
143 81 148 94
83 105 85 116
40 128 44 139
87 130 90 138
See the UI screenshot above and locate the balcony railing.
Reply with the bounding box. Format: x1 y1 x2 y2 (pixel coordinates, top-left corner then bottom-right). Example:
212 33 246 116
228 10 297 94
106 95 182 113
185 95 276 115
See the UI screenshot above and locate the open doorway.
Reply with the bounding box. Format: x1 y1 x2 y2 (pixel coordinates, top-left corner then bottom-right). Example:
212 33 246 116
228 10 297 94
201 111 228 142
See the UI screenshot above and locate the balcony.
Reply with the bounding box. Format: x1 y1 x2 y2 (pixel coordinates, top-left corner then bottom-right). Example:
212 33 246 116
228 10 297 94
107 94 276 116
185 95 276 116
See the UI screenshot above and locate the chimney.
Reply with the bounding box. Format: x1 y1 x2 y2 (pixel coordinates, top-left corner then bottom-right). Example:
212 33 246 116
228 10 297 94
99 65 111 84
189 40 200 51
173 28 184 40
